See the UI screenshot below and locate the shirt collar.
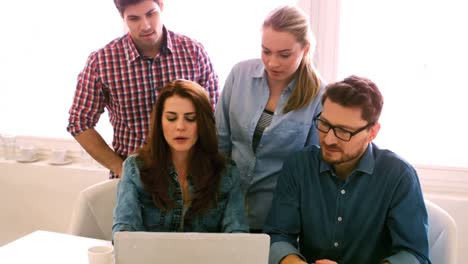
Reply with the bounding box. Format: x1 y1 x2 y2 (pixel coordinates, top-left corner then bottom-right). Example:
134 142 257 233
252 63 265 78
123 34 139 63
163 27 174 54
319 142 375 176
252 63 296 93
354 143 375 175
123 26 171 63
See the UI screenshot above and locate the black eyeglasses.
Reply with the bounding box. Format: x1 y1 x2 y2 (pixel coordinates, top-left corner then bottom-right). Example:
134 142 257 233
314 113 373 142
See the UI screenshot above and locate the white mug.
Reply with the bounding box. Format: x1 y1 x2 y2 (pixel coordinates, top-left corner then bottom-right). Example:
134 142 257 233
50 148 67 163
88 245 114 264
19 145 37 161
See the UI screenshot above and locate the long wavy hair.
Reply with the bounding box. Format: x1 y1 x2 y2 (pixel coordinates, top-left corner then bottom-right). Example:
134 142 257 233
137 79 226 217
263 5 321 113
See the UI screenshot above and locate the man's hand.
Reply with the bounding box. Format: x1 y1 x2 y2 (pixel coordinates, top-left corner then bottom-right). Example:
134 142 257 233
115 164 123 178
315 260 338 264
280 254 308 264
74 128 124 177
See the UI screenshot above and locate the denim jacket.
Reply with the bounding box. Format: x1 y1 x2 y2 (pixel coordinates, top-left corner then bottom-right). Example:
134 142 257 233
215 59 324 229
112 154 249 237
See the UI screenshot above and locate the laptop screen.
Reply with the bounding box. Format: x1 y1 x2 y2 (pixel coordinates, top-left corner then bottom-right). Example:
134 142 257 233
113 232 270 264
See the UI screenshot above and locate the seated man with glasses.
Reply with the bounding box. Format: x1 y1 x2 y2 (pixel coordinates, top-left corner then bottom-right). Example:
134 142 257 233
264 75 430 264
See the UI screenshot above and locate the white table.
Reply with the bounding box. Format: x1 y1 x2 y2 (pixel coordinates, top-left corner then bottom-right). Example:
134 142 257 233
0 230 112 263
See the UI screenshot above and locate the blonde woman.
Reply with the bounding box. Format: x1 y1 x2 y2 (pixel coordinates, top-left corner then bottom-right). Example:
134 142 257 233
215 5 325 232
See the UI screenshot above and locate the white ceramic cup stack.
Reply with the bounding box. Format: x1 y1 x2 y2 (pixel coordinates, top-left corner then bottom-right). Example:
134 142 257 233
1 134 16 160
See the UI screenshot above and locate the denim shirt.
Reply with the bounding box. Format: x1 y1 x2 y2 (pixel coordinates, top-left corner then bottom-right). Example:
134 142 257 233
264 143 430 264
112 155 249 237
214 59 324 229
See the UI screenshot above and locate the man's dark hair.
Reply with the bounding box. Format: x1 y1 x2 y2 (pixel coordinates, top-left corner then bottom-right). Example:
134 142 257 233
322 75 384 124
114 0 161 16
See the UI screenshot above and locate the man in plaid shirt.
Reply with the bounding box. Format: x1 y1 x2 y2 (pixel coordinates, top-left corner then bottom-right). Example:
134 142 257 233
67 0 219 178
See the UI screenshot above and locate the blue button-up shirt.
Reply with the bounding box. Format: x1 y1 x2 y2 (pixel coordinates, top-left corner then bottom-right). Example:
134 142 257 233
112 155 249 237
215 59 324 229
264 143 430 264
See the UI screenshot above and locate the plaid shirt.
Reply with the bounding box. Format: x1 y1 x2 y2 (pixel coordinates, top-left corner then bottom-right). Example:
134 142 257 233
67 27 219 175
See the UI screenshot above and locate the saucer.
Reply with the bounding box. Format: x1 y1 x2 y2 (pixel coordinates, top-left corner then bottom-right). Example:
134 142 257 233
16 156 40 163
48 158 72 166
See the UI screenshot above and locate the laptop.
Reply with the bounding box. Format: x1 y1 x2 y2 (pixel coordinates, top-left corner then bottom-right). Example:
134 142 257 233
113 231 270 264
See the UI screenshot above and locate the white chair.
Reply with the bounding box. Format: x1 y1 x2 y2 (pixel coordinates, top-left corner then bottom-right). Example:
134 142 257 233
425 199 457 264
68 179 119 241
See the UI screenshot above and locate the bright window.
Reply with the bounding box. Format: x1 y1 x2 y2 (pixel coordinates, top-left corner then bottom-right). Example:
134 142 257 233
338 0 468 167
0 0 295 143
0 0 122 142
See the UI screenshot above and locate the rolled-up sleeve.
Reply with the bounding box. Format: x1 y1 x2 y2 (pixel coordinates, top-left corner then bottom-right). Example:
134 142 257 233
67 52 107 136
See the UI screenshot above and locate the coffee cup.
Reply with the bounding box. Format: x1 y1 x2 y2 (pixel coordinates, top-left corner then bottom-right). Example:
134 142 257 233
50 148 67 163
19 145 37 161
88 245 114 264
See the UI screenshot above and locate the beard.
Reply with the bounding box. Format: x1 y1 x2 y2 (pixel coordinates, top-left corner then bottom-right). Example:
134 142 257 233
320 142 368 166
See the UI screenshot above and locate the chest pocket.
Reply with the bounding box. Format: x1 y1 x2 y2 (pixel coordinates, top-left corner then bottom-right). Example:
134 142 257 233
261 118 311 152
